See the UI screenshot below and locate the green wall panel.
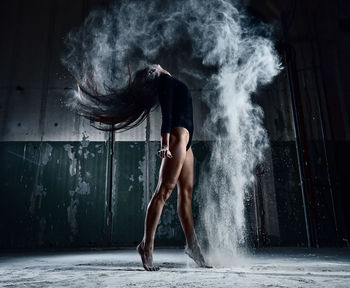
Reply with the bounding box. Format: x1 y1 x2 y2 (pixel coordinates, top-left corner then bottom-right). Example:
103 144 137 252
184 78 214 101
0 141 109 249
0 140 315 250
112 142 146 245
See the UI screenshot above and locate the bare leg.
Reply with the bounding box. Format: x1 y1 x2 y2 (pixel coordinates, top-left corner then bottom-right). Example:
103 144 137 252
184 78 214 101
137 129 188 271
177 147 212 268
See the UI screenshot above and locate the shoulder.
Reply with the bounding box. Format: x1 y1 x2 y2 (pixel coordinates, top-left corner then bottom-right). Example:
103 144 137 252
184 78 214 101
157 73 175 90
172 76 190 92
158 73 173 83
157 74 189 91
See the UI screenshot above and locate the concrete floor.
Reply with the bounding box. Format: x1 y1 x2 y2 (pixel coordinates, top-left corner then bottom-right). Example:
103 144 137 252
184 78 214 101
0 248 349 287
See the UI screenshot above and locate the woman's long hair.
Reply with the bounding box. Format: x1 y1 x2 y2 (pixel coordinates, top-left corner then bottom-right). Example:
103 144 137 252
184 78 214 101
66 65 161 132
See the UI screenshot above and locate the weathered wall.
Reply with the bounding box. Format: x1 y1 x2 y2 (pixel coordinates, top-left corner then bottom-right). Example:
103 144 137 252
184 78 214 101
247 0 350 247
280 0 350 247
1 0 349 250
0 0 223 249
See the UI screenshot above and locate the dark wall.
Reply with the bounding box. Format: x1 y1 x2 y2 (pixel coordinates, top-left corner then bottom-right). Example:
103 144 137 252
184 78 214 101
242 0 350 247
0 0 349 250
274 0 350 247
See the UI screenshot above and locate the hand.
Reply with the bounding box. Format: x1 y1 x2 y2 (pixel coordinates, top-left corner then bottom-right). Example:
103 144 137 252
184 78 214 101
157 145 173 158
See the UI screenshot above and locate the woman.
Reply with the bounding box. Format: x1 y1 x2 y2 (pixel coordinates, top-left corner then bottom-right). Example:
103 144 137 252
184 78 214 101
68 64 212 271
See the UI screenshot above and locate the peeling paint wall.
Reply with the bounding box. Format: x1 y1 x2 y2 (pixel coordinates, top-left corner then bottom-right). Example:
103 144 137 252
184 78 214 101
0 0 302 250
1 0 349 250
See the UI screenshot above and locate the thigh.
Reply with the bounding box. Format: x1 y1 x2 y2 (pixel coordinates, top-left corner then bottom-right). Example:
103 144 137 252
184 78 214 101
158 133 187 188
177 146 194 196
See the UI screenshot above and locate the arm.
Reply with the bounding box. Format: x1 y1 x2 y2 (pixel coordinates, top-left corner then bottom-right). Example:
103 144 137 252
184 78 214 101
158 75 173 137
161 132 170 148
158 75 174 158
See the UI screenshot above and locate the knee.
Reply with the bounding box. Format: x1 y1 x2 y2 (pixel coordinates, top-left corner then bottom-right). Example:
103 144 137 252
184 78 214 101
154 181 176 203
178 187 193 205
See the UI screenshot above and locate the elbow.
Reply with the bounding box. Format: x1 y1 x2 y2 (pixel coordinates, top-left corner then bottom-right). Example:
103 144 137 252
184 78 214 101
161 117 172 134
161 127 172 134
161 123 172 134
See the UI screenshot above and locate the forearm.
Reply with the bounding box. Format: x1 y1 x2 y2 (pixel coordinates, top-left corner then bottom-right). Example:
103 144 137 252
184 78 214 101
161 133 170 147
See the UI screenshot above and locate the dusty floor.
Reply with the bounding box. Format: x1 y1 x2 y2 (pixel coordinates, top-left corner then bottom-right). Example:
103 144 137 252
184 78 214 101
0 248 349 287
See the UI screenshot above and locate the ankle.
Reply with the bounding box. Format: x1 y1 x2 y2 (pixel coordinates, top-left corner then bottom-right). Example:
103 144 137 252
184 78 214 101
186 234 198 248
142 242 153 253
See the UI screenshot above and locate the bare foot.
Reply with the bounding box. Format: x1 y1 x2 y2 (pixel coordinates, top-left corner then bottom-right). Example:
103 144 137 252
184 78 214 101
136 241 160 271
185 243 213 268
